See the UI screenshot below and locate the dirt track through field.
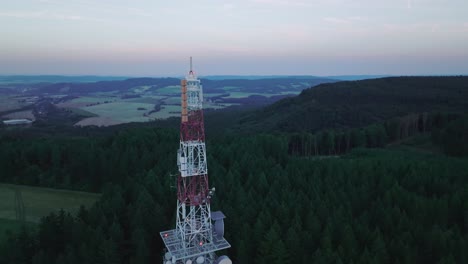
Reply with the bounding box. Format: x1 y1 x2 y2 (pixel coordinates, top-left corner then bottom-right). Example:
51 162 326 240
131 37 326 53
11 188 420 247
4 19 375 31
14 188 25 223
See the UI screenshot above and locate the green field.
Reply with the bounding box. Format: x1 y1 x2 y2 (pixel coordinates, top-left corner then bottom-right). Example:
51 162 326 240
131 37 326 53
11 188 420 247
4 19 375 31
0 96 26 112
204 102 240 109
0 85 302 127
71 96 117 104
224 92 266 98
67 107 98 118
148 105 180 119
223 91 300 98
130 85 152 93
155 85 179 94
161 96 181 105
220 86 241 90
204 93 226 98
0 184 99 223
125 96 166 104
83 102 154 123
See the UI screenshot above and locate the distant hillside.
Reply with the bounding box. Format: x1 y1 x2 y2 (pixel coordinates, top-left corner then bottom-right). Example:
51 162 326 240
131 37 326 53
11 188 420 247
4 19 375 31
325 75 391 81
237 76 468 133
201 77 335 93
0 75 129 84
34 78 180 94
203 75 328 80
32 77 335 95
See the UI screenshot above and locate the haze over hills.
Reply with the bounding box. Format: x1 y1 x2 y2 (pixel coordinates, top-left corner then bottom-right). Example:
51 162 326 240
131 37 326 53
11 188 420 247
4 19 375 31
0 75 130 84
28 77 335 95
0 74 385 84
202 75 389 81
0 74 361 83
324 75 391 81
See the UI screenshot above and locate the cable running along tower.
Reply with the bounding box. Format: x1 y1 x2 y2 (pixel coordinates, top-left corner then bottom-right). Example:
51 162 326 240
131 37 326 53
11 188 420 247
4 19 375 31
161 58 231 264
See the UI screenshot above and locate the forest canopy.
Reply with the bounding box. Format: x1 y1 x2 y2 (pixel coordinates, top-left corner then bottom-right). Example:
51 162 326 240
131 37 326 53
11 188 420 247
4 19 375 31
1 76 468 264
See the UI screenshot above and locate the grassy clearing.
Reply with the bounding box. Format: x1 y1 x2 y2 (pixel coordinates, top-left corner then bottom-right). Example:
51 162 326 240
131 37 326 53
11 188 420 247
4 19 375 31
162 96 181 105
224 92 266 98
58 96 118 108
1 110 35 120
125 96 164 104
67 107 98 117
131 85 152 93
204 102 240 109
148 105 180 119
92 91 119 96
71 96 116 104
155 85 179 94
0 96 25 112
387 134 442 155
74 116 122 126
220 86 241 91
204 93 226 98
83 102 154 123
222 91 300 98
0 184 99 223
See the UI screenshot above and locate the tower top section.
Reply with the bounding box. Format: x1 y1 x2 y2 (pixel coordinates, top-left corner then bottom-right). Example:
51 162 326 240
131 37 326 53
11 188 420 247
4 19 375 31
187 56 196 79
189 57 193 74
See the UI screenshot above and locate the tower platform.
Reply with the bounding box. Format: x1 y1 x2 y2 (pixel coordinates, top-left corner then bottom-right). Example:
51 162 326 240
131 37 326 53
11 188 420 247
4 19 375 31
160 228 231 261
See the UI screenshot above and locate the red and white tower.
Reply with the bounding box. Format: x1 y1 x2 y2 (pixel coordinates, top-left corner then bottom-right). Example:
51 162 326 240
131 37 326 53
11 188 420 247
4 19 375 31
161 58 231 264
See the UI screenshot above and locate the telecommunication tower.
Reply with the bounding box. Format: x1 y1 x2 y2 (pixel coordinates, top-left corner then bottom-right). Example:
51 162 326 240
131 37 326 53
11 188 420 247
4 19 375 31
160 58 232 264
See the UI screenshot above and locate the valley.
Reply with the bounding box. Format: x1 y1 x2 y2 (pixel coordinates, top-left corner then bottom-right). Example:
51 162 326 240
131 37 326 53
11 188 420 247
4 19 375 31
0 76 334 127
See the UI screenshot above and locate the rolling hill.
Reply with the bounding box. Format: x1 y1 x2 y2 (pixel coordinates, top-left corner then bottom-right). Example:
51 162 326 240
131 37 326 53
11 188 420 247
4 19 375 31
28 77 335 95
236 76 468 133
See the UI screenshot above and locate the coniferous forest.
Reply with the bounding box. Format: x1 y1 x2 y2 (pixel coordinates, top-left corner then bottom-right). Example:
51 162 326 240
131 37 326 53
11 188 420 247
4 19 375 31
1 77 468 264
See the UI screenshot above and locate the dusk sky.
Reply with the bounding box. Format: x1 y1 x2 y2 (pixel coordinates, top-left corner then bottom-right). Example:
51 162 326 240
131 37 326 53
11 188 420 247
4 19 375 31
1 0 467 76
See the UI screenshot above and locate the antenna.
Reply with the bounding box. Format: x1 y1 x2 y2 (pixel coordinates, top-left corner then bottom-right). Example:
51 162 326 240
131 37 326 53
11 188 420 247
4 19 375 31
189 56 194 75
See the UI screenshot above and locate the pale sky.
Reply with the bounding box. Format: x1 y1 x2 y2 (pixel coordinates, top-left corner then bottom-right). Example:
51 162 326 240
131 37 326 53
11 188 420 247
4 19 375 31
1 0 467 76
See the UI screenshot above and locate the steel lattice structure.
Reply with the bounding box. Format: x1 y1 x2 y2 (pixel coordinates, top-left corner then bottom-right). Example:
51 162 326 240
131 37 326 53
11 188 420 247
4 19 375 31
160 58 231 264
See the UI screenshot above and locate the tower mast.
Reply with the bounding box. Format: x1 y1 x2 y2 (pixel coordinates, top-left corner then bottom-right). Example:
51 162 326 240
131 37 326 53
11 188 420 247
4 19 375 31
161 58 231 264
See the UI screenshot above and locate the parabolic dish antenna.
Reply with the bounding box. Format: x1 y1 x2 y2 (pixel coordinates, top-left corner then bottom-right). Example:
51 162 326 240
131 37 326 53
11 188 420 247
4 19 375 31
215 255 232 264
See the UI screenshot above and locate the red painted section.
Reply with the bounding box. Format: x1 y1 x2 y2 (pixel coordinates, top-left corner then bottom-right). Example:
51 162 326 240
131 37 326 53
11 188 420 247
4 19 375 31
180 110 205 142
177 173 210 206
177 105 209 206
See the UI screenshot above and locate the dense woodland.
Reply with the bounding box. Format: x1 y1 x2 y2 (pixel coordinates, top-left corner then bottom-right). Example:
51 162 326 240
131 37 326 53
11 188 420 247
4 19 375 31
1 76 468 264
238 77 468 133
